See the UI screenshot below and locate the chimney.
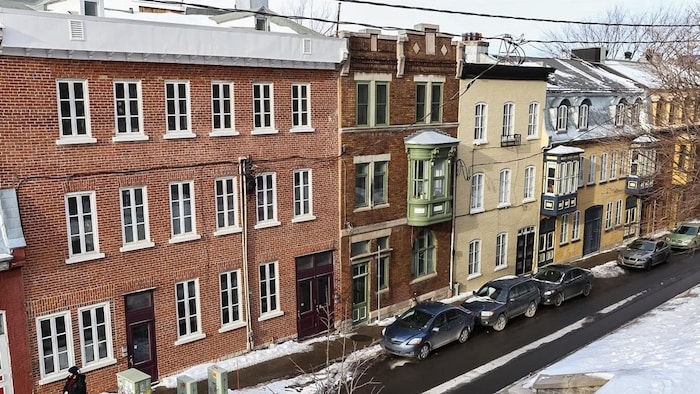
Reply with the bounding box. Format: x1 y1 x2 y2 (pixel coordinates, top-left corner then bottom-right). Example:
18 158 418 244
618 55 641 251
571 47 606 64
624 51 633 60
461 32 489 63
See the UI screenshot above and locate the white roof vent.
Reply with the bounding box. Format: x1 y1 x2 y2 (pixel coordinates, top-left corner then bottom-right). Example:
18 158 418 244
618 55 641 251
303 39 312 54
69 20 85 41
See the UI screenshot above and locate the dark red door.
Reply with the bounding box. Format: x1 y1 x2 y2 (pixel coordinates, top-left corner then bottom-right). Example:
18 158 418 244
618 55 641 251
125 291 158 382
296 251 334 340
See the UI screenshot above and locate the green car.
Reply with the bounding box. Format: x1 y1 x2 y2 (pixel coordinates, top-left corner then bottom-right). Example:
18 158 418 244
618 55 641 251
667 223 700 250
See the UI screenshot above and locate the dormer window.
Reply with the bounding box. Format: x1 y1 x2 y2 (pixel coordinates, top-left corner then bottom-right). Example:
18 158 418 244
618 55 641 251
81 0 103 17
615 99 627 127
578 101 590 130
255 16 268 31
556 100 570 132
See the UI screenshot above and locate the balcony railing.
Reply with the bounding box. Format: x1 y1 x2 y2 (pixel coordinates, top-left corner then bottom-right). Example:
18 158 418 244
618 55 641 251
501 134 521 147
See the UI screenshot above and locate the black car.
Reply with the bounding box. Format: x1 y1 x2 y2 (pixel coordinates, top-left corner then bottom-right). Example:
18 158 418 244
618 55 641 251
532 265 594 307
461 276 541 332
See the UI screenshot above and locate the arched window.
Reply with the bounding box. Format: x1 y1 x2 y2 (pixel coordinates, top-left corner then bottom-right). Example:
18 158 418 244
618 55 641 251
474 103 487 141
527 102 539 137
578 100 590 130
632 99 642 125
615 99 627 127
412 230 435 278
470 173 484 213
556 100 569 131
502 102 515 136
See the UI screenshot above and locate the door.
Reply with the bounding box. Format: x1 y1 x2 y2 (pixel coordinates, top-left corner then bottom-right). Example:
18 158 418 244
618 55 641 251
352 263 369 324
125 291 158 382
296 252 334 340
583 206 603 256
430 312 452 348
538 218 556 267
0 311 13 394
516 227 535 275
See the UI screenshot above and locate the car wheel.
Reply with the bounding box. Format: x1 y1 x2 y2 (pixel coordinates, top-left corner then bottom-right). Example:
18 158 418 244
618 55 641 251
583 283 592 297
493 314 507 331
416 343 431 361
524 301 537 318
554 292 564 307
458 327 470 343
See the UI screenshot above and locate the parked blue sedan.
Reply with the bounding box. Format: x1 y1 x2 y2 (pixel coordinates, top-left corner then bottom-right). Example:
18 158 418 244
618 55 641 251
380 301 475 360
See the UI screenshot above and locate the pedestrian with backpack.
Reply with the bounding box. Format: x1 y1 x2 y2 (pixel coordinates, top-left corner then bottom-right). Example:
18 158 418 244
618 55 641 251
63 366 87 394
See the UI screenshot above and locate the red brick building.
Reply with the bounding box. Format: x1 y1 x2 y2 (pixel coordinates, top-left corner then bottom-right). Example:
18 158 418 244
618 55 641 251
336 25 460 326
0 5 345 393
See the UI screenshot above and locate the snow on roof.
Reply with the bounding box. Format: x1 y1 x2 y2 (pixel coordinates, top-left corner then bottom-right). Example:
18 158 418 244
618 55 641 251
534 57 643 94
632 135 659 143
404 130 460 145
547 145 585 155
603 60 662 89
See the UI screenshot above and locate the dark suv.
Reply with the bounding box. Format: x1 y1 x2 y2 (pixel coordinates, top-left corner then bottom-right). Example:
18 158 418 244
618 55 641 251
461 276 541 331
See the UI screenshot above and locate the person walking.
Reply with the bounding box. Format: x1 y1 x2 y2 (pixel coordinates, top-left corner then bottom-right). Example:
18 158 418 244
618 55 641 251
62 366 87 394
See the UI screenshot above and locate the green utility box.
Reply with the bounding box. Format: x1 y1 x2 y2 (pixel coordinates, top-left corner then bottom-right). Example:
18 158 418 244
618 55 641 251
176 375 197 394
207 366 228 394
116 368 151 394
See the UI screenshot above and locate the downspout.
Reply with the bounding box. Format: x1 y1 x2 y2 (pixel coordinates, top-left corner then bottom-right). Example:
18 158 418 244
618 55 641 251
449 151 458 296
239 157 254 351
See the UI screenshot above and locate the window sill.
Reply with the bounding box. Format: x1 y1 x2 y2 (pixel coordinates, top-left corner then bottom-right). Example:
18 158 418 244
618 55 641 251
174 332 206 346
214 227 243 236
467 273 482 280
378 287 389 294
473 140 488 146
112 134 149 143
168 233 202 244
55 136 97 145
66 252 106 265
39 372 72 385
494 265 508 272
470 208 485 215
522 198 536 204
497 203 512 209
409 272 437 285
559 241 569 246
526 135 539 141
163 132 196 140
572 238 581 242
251 128 279 135
290 126 315 133
80 358 117 374
254 220 281 230
120 241 155 253
292 215 317 223
210 130 240 137
258 310 284 322
218 321 247 333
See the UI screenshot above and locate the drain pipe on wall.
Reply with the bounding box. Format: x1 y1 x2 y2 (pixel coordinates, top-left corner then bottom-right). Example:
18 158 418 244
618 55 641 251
449 155 458 297
239 157 254 351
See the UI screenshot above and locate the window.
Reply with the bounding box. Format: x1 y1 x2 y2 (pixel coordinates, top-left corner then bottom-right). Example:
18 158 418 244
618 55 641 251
356 81 389 126
220 270 244 328
527 102 539 137
292 83 312 130
253 83 275 131
355 157 389 209
255 173 278 227
412 230 435 278
610 152 618 180
578 157 585 187
78 303 114 368
556 104 568 131
474 103 487 142
169 181 197 240
524 166 535 201
259 261 280 316
572 210 581 240
37 311 74 380
498 169 511 207
175 279 202 339
615 199 623 226
560 213 569 244
588 155 596 185
468 239 481 276
495 233 507 269
165 81 191 134
211 82 235 134
619 151 627 178
615 100 626 127
600 153 608 182
293 169 314 220
632 99 642 125
625 197 638 238
502 102 514 136
470 173 484 213
114 81 144 138
65 192 103 263
578 102 589 130
120 187 153 250
605 202 613 230
215 177 239 233
432 159 446 197
415 82 443 123
377 237 390 290
57 80 92 141
411 160 428 200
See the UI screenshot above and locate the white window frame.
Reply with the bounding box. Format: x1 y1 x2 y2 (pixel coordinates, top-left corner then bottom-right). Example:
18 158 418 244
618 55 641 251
523 166 535 202
78 302 116 371
610 151 618 180
164 80 194 138
81 0 103 16
113 80 146 142
219 270 246 332
211 81 238 137
600 153 608 182
495 233 507 270
470 173 485 213
605 202 613 230
169 181 200 243
502 102 514 137
119 187 154 252
527 102 539 138
65 191 105 264
572 210 581 241
354 155 390 210
560 213 569 245
36 311 75 384
468 239 481 278
252 82 277 134
588 155 596 185
175 279 204 345
556 104 568 131
56 79 95 144
498 169 511 208
578 103 589 130
615 199 623 227
474 102 487 143
615 101 626 127
293 169 316 222
259 261 282 320
291 83 313 132
255 173 280 229
214 177 241 235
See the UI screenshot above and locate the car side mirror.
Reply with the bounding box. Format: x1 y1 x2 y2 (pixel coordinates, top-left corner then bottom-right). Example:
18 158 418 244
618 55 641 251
432 327 440 332
509 297 516 302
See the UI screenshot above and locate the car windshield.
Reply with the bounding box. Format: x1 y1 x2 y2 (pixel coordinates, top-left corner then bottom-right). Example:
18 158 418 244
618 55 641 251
675 226 699 235
629 240 655 251
396 308 434 329
534 269 564 283
475 284 508 303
